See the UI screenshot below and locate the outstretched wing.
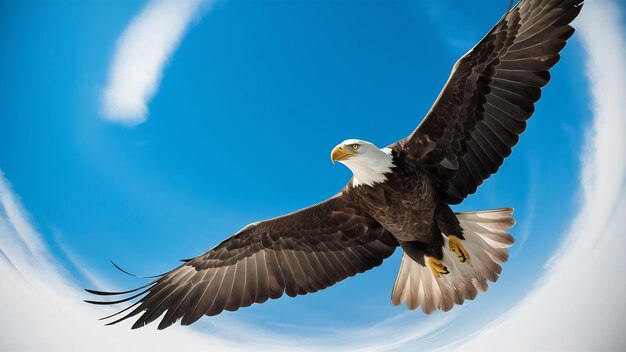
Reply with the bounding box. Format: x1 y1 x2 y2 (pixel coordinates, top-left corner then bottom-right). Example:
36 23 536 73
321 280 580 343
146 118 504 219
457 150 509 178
86 191 397 329
393 0 583 204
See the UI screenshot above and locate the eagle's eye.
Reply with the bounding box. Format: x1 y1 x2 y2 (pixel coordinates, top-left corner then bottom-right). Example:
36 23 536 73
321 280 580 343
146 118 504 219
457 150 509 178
351 144 359 150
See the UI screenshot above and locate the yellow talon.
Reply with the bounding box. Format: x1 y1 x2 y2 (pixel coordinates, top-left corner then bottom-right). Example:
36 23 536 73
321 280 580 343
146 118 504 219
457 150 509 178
427 257 449 278
448 235 470 263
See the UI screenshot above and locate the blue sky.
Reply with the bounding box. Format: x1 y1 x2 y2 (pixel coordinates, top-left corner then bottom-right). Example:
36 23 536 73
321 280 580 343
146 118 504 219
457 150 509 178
1 0 624 350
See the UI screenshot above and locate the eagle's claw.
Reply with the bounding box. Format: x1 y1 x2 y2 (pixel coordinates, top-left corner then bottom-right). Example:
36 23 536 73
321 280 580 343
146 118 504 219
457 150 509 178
428 257 449 277
448 235 470 263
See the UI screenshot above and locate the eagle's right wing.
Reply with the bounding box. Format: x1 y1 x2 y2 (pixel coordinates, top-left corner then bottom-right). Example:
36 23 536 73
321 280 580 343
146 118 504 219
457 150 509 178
392 0 583 204
86 191 397 329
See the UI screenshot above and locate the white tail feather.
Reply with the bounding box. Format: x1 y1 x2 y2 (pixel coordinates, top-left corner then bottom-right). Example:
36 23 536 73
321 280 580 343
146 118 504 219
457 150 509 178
391 208 515 314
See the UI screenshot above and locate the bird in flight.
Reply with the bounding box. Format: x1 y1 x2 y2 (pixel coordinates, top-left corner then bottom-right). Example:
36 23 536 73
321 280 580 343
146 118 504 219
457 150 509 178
87 0 583 330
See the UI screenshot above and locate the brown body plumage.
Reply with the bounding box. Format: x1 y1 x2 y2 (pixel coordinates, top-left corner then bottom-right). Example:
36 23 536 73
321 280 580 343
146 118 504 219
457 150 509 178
348 149 460 265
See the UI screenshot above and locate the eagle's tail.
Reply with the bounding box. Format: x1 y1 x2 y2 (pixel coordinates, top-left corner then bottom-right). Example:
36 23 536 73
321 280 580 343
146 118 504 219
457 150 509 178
391 208 515 314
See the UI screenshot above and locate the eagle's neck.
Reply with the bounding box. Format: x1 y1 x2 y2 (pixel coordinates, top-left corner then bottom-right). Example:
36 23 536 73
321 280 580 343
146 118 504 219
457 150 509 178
342 147 395 187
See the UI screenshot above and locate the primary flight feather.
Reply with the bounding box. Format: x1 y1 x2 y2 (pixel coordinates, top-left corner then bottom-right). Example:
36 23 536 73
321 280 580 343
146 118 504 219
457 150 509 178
87 0 583 329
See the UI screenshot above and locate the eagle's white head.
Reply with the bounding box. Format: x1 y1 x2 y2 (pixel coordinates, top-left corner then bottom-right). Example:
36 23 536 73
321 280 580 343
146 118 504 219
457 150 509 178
331 139 395 187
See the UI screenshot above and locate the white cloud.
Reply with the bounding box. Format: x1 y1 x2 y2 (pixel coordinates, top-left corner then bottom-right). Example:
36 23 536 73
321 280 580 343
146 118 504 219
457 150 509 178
442 0 626 350
101 0 209 125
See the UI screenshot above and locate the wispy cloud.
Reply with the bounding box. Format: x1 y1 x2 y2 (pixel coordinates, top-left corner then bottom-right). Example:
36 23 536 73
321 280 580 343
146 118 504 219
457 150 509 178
101 0 209 125
440 1 626 350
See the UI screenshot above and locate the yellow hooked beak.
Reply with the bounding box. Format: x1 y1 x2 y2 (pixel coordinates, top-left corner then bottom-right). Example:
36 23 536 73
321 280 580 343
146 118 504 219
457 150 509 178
331 145 356 163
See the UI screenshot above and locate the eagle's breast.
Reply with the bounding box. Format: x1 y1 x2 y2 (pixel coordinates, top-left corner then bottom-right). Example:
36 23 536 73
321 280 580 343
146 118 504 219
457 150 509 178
348 166 437 243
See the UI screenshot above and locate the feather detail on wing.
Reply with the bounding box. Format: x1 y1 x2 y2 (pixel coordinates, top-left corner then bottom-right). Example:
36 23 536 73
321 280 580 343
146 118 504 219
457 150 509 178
86 192 397 329
392 0 584 204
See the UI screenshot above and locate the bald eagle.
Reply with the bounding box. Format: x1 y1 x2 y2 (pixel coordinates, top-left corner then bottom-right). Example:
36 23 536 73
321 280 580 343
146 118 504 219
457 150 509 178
87 0 583 329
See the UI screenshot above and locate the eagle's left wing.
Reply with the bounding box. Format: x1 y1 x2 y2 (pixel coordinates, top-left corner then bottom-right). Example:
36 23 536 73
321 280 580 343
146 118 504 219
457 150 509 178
392 0 583 204
86 191 397 329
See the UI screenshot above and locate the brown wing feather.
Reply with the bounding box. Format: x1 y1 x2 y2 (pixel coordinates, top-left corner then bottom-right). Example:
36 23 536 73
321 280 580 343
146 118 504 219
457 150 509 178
393 0 583 204
86 192 397 329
